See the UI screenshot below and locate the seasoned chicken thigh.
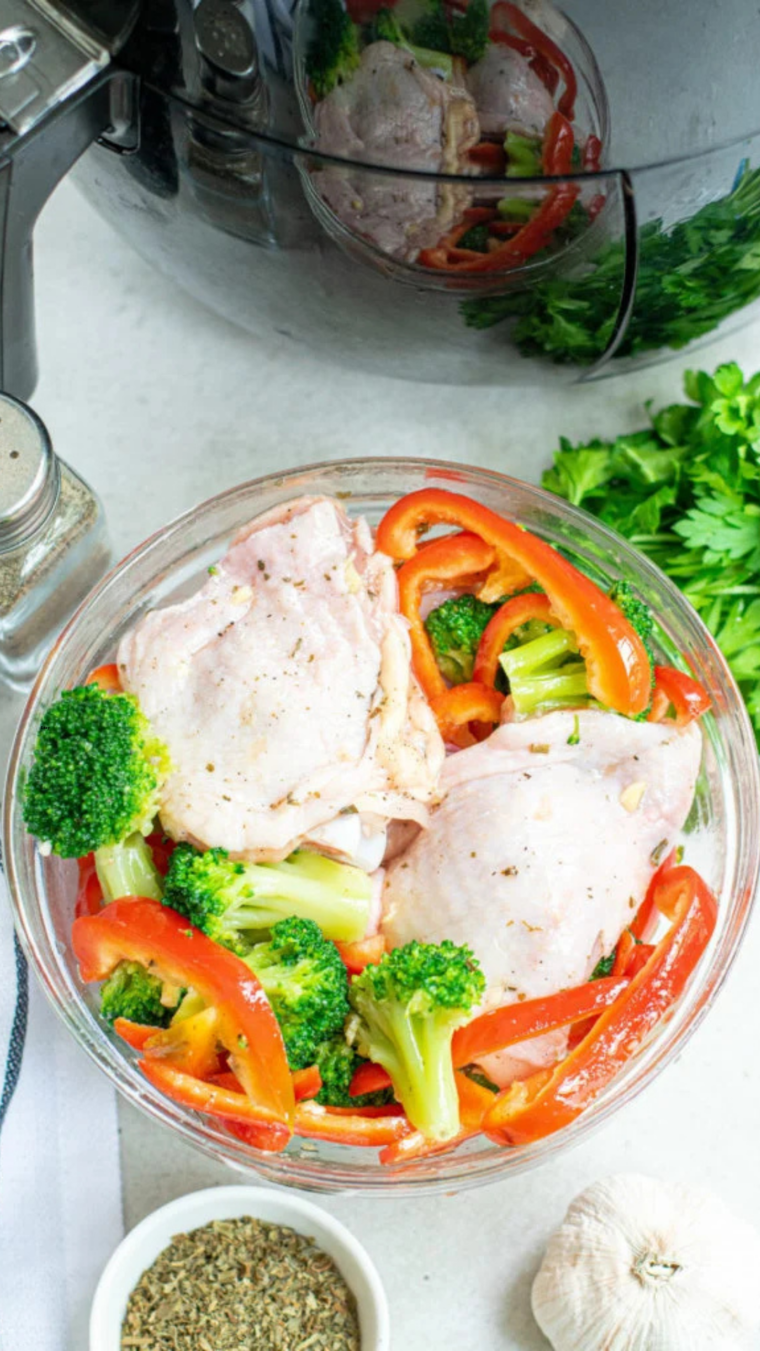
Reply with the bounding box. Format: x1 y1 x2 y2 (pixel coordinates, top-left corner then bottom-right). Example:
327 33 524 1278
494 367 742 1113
466 46 556 137
381 710 702 1075
314 41 479 260
118 497 444 864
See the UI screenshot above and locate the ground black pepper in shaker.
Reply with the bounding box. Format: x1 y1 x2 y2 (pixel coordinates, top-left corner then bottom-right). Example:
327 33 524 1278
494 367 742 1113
0 394 111 690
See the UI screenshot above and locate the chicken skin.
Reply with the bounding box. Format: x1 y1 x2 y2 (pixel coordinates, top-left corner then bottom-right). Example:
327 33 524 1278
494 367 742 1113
118 497 443 864
381 710 702 1074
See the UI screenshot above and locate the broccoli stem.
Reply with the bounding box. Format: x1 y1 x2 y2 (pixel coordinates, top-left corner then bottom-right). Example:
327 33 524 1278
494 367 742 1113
223 852 370 942
95 833 163 904
360 1003 461 1141
501 627 578 677
508 665 589 716
500 629 589 716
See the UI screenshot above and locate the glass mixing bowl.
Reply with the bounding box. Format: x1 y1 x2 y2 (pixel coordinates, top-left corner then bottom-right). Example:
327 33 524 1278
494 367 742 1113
4 459 758 1196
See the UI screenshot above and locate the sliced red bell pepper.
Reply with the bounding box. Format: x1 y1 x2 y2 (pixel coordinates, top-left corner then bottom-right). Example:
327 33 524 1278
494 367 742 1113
350 976 628 1098
630 848 676 942
293 1102 411 1147
75 854 103 918
84 663 122 693
430 682 505 743
491 2 578 118
113 1017 159 1050
335 934 386 975
291 1065 323 1102
583 134 603 172
483 865 717 1146
611 929 637 978
649 666 711 727
473 592 558 688
146 831 177 877
141 1059 291 1152
73 898 295 1132
468 142 507 172
377 489 653 718
625 943 656 979
395 531 498 704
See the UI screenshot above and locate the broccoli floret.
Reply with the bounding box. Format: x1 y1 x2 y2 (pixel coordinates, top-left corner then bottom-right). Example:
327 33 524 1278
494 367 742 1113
306 0 360 98
23 684 167 901
312 1034 396 1108
425 594 501 684
99 960 180 1027
609 580 656 676
242 918 349 1071
500 627 589 717
349 940 485 1141
23 684 170 858
411 0 488 64
163 844 372 952
371 8 454 76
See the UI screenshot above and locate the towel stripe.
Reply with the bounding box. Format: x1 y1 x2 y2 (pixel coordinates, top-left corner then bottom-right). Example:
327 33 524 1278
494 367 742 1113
0 935 29 1135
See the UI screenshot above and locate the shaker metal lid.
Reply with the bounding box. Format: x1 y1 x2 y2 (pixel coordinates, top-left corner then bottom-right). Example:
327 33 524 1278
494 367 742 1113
0 395 60 553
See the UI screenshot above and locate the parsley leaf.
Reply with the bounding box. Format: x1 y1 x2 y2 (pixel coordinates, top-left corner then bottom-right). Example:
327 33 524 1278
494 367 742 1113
542 361 760 748
462 164 760 364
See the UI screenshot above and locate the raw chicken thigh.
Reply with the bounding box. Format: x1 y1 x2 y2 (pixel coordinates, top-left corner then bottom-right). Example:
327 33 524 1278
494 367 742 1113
118 497 444 865
466 46 556 137
314 41 480 260
381 710 702 1077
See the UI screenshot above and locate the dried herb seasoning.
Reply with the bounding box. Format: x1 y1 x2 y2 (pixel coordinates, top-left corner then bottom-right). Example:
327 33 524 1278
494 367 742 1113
120 1215 361 1350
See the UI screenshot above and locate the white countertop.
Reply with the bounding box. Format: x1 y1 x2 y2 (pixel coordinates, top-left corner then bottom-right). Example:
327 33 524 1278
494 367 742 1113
4 179 760 1351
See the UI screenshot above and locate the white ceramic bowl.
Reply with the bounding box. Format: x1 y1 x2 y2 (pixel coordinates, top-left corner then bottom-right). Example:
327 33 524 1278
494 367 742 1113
90 1185 390 1350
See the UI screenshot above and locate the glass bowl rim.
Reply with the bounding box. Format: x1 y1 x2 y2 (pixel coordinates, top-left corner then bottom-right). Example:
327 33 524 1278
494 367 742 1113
4 454 759 1196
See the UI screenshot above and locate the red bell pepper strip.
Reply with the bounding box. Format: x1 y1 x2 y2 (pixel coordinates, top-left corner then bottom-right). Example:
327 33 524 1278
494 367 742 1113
377 489 653 718
146 832 177 877
113 1017 159 1050
630 849 676 942
483 865 717 1146
625 944 656 979
473 592 558 688
211 1065 323 1103
335 934 386 975
395 531 498 704
611 930 636 979
468 142 507 172
491 2 578 119
293 1102 411 1147
141 1059 291 1151
73 898 295 1131
583 134 603 172
75 854 103 918
649 666 711 727
291 1065 323 1102
379 1072 495 1164
351 976 629 1098
430 683 505 743
85 663 122 693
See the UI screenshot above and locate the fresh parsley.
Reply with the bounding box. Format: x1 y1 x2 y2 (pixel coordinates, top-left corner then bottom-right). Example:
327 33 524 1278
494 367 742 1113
462 163 760 364
542 361 760 747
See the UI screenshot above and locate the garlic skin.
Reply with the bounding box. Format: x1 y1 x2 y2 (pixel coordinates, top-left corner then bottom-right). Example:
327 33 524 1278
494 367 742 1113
532 1174 760 1351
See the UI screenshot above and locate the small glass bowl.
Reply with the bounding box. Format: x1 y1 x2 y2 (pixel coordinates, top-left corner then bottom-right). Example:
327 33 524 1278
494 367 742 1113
4 459 758 1196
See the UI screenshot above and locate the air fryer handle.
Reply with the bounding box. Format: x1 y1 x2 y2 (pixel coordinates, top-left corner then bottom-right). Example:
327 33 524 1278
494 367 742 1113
0 75 119 398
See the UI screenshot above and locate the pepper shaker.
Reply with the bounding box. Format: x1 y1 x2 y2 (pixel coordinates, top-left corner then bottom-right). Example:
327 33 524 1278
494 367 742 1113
0 394 111 690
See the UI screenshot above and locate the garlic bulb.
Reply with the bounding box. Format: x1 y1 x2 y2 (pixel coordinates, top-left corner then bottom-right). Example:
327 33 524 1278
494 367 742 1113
531 1173 760 1351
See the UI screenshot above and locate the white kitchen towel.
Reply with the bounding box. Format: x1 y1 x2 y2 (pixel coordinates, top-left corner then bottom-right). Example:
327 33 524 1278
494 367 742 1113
0 864 123 1351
